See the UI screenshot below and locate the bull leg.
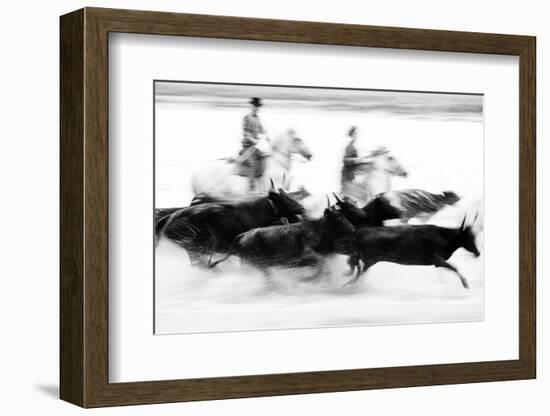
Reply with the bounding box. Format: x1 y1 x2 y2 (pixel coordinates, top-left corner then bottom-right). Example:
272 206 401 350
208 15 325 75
344 253 360 276
343 265 355 276
435 258 470 289
208 251 231 269
188 251 208 268
310 258 326 282
343 257 354 276
296 251 325 282
261 267 278 290
343 259 374 287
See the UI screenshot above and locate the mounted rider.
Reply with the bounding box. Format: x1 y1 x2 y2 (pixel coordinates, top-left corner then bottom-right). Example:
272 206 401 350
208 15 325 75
340 126 367 199
340 126 389 201
237 97 270 191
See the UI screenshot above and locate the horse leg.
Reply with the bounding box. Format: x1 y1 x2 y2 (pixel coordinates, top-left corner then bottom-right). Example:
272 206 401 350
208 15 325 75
434 257 470 289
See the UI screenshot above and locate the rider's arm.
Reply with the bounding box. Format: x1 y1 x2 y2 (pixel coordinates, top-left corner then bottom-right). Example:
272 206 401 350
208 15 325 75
343 157 365 167
343 144 362 166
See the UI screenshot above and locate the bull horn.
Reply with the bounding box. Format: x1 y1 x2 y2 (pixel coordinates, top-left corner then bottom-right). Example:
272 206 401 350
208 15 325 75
460 215 466 230
270 178 275 191
325 194 331 208
332 192 343 203
473 210 480 222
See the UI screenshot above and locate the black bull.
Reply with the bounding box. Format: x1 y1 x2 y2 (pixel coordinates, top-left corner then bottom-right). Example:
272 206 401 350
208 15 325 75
332 192 402 274
209 206 356 281
157 189 305 265
345 220 481 288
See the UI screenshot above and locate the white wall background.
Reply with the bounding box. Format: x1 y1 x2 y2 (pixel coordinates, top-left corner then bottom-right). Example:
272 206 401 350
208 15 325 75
0 0 545 414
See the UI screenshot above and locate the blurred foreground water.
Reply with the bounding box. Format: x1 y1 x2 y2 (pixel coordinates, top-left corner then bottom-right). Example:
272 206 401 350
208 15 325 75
155 210 484 334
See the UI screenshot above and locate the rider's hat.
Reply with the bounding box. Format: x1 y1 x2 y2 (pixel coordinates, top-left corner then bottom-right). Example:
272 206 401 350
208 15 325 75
250 97 263 107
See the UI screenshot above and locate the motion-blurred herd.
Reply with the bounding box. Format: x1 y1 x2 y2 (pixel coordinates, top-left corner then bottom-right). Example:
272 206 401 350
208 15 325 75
155 183 481 290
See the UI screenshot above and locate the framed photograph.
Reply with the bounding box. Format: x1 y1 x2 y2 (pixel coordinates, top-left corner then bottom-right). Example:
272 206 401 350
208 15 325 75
60 7 536 408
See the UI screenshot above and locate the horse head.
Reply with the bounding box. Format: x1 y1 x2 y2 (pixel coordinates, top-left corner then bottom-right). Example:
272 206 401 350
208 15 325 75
274 129 312 161
363 149 407 179
384 154 408 178
292 136 313 161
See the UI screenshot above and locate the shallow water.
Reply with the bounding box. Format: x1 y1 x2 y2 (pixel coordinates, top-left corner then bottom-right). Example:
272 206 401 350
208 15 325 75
155 219 484 335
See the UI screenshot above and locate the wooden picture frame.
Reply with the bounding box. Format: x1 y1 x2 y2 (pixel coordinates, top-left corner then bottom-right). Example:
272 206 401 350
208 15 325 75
60 7 536 408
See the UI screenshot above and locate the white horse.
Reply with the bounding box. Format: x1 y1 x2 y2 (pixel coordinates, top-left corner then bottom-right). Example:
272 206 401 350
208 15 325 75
344 150 408 205
191 130 313 199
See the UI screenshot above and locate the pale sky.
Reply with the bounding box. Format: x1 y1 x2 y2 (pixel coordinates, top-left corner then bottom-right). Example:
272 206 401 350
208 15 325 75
155 81 482 123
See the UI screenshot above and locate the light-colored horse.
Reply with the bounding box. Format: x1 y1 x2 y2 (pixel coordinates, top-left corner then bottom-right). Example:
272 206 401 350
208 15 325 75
345 151 408 205
301 151 408 218
191 130 313 199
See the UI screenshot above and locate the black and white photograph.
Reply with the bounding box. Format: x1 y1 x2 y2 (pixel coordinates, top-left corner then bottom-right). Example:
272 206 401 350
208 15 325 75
154 81 484 335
